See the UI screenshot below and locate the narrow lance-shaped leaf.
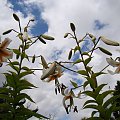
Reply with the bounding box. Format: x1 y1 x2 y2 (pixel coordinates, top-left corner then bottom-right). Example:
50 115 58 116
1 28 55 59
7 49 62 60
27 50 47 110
38 36 46 44
3 29 12 35
41 34 54 40
70 80 78 88
68 49 72 60
98 47 112 56
32 55 35 63
70 23 76 32
100 36 120 46
13 13 20 21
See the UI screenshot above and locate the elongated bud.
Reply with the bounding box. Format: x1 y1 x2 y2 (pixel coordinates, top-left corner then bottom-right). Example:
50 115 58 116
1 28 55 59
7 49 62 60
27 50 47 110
70 23 75 32
100 36 120 46
13 13 20 21
41 34 54 40
3 29 12 35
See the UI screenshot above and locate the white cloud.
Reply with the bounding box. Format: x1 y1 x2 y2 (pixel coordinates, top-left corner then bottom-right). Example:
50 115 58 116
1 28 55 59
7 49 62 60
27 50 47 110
1 0 120 119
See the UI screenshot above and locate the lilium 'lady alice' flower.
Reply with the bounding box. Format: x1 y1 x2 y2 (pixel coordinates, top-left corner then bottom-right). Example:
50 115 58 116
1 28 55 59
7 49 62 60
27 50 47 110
40 56 63 82
0 38 12 64
106 58 120 74
61 87 79 114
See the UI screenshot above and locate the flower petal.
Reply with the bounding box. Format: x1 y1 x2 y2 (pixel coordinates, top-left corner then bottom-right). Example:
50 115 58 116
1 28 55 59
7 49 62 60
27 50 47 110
115 66 120 74
106 58 120 67
107 70 115 75
0 38 11 49
41 62 56 80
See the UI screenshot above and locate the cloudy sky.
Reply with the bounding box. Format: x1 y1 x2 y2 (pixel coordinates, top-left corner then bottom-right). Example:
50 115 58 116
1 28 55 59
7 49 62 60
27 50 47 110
0 0 120 120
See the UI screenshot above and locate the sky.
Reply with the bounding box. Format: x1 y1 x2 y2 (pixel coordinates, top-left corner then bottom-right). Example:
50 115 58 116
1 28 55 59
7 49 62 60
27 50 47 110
0 0 120 120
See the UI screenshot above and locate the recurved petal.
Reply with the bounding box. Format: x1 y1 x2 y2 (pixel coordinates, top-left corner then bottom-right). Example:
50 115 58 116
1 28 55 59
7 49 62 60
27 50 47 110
115 65 120 74
107 70 115 75
106 58 120 67
41 62 56 80
0 38 11 49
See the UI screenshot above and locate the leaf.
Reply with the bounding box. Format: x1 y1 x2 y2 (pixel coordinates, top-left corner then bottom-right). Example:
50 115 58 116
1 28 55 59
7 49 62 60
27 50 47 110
70 23 76 32
21 66 31 71
98 47 112 56
100 36 120 46
32 55 35 63
94 84 107 96
13 13 20 21
85 77 97 90
77 70 88 76
84 57 91 65
83 81 89 90
13 49 21 55
3 29 12 35
15 93 35 103
82 91 96 99
83 104 105 116
103 95 120 108
74 46 80 54
70 80 78 88
91 111 98 117
41 34 54 40
0 94 13 102
17 107 48 119
68 49 72 60
83 100 97 107
19 71 34 79
82 52 90 56
9 61 19 65
73 59 82 65
38 36 46 44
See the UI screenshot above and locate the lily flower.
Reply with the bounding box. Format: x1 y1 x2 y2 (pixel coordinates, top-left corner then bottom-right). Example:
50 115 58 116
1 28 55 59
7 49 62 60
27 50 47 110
41 62 63 82
62 88 78 114
0 38 12 63
106 58 120 74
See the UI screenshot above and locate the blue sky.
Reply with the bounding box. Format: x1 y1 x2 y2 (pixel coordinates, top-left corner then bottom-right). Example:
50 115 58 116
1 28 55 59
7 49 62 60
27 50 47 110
1 0 120 120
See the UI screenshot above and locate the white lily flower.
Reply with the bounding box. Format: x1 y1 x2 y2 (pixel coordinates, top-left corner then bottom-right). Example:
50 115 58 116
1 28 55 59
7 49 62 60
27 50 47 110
106 58 120 74
0 38 13 63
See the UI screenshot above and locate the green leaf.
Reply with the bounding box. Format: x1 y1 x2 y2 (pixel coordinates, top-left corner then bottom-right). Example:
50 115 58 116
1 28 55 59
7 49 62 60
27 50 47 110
83 81 89 90
70 23 76 32
13 13 20 21
32 55 35 63
85 77 97 90
70 80 78 88
9 61 19 65
98 47 112 56
21 66 31 71
38 36 46 44
103 95 120 108
0 88 12 94
8 64 19 73
19 71 34 79
13 49 21 55
83 100 97 107
19 79 37 88
84 57 91 65
73 59 82 65
83 104 105 116
17 107 48 119
0 94 13 102
15 93 35 103
3 29 12 35
94 84 107 96
74 46 80 54
41 34 54 40
68 49 72 60
82 52 90 56
77 70 88 76
82 91 96 99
